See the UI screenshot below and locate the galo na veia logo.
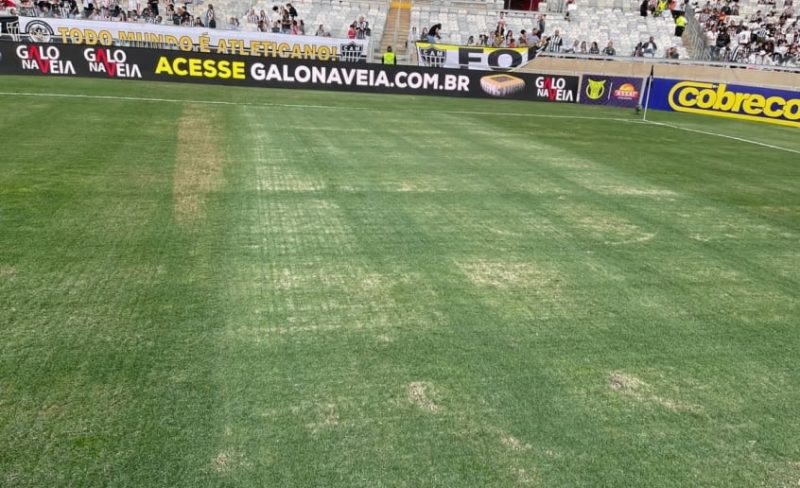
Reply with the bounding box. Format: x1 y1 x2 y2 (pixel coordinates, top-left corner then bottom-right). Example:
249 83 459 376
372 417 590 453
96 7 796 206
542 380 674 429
586 79 606 100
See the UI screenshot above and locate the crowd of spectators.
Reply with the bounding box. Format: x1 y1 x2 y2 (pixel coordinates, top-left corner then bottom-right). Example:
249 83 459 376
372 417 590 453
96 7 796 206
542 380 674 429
15 0 224 27
8 0 362 38
421 11 682 60
697 0 799 65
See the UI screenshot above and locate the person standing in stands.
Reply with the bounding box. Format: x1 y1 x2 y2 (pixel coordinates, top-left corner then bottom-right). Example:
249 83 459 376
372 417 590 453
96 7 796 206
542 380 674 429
549 29 563 52
382 46 396 64
427 23 442 43
146 0 157 16
674 12 686 36
205 4 216 28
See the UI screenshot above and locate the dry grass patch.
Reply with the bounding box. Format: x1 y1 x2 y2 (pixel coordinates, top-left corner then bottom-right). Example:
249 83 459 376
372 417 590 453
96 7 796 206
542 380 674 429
501 433 532 452
306 403 340 433
211 449 249 473
0 266 17 278
559 204 654 245
173 106 225 225
609 372 702 414
458 260 563 291
407 381 441 413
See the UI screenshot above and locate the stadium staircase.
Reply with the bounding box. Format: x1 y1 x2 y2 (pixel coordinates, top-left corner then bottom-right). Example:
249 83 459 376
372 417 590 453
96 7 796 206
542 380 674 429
377 1 413 63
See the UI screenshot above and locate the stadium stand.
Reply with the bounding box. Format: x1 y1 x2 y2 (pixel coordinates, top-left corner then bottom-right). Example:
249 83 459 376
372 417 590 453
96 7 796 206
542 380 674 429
692 0 799 66
409 0 690 59
6 0 387 41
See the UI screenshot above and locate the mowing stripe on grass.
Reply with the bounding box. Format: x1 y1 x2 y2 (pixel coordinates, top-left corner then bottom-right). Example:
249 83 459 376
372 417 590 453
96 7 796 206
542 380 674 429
2 90 797 155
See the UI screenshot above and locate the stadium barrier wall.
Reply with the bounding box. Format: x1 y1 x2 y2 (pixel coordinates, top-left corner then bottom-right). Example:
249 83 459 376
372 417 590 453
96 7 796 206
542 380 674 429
645 78 800 128
0 42 579 103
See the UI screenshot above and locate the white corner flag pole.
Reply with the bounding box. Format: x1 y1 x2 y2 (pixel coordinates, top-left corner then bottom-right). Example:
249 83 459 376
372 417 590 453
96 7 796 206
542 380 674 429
642 64 654 122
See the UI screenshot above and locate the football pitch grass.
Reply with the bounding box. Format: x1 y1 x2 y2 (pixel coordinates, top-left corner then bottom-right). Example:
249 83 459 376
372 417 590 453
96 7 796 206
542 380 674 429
1 76 799 487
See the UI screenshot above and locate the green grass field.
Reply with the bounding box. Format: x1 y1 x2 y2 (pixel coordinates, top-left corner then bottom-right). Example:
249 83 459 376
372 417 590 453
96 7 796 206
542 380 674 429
1 75 799 487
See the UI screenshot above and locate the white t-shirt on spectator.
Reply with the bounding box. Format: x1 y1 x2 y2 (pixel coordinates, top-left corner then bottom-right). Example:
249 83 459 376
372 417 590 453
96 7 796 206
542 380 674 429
737 30 750 44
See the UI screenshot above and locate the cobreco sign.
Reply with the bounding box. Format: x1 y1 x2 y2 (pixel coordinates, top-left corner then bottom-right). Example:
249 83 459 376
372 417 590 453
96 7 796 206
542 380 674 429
647 78 800 128
0 42 579 104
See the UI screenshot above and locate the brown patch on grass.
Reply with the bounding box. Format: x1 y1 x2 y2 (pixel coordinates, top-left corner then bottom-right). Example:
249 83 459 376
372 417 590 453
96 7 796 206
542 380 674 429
458 260 563 291
173 106 224 225
212 449 249 473
512 467 537 484
609 372 703 414
407 381 441 413
0 266 17 278
609 372 645 392
501 433 532 452
306 403 340 433
560 204 654 245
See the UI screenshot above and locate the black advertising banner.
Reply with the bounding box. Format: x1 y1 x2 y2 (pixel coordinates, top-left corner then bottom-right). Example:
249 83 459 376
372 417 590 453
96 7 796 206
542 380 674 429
0 42 578 103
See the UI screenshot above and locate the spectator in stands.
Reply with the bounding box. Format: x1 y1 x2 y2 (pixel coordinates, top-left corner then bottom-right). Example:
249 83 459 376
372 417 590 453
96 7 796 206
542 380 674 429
315 23 326 36
666 45 680 58
428 23 442 43
280 6 291 33
286 2 297 19
228 16 240 29
641 0 649 16
566 0 576 20
508 35 517 48
356 15 368 39
467 35 475 45
538 14 546 34
549 29 563 52
715 26 731 58
580 40 588 53
527 29 540 46
643 36 658 56
633 41 645 56
492 28 503 46
291 19 299 34
205 4 216 28
590 40 600 54
420 27 428 41
603 40 616 55
145 0 155 16
347 22 356 39
565 39 580 53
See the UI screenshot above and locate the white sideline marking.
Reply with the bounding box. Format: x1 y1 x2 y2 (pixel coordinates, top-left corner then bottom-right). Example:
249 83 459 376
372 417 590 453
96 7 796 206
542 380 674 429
1 90 797 154
644 120 800 155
